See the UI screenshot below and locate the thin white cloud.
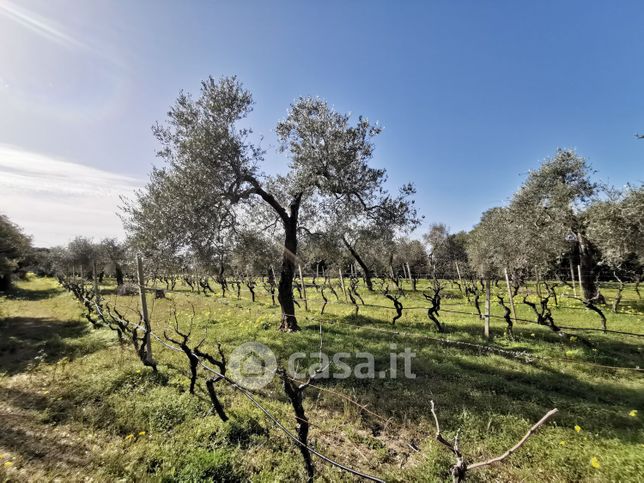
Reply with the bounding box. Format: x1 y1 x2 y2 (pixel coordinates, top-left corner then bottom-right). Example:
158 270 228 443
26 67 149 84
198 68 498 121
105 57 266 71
0 144 140 247
0 1 131 122
0 1 89 52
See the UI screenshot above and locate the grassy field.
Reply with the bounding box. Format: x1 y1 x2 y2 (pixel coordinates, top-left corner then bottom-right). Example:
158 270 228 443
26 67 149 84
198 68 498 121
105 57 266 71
0 275 642 482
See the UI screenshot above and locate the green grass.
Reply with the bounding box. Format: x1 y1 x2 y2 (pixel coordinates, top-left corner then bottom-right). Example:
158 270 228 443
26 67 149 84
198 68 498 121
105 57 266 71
1 275 642 482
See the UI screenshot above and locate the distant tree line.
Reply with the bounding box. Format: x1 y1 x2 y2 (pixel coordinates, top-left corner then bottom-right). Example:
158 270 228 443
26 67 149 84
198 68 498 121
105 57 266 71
0 214 32 291
2 77 642 324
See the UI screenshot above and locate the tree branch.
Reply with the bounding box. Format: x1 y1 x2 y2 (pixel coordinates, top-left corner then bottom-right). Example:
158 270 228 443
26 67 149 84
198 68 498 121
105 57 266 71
244 175 290 223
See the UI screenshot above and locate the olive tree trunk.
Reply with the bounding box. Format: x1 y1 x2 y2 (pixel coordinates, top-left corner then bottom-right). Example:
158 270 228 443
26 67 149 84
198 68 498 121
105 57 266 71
577 232 598 300
342 237 374 291
278 210 301 331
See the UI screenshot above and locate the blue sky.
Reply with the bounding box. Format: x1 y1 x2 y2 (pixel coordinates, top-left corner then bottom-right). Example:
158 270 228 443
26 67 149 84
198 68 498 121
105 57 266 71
1 1 642 246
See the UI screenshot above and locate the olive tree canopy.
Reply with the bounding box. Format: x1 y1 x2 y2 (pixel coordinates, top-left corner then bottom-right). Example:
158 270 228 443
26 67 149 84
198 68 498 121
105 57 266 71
466 149 603 298
509 149 599 297
0 214 32 291
586 184 643 276
123 76 419 331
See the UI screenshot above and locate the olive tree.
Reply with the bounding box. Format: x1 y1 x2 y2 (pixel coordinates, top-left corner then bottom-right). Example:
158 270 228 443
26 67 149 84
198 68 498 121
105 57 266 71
508 149 599 298
334 189 420 290
424 223 468 279
467 208 511 280
339 225 395 290
392 237 429 288
231 229 281 276
124 76 417 331
66 237 100 279
99 238 128 286
586 184 644 308
297 231 345 280
0 214 32 291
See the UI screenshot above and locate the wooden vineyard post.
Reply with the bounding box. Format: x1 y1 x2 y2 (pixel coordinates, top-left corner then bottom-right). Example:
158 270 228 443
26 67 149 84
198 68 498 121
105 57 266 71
339 268 347 302
455 261 464 289
577 265 584 299
484 279 491 339
92 259 100 305
504 268 518 323
136 254 155 367
298 264 308 311
406 262 412 286
570 259 577 297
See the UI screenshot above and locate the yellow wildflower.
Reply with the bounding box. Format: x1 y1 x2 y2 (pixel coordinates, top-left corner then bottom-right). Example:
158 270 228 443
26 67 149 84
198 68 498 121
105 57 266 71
125 434 134 440
629 410 638 417
590 456 601 469
138 431 146 436
574 425 582 432
559 440 566 446
135 369 141 374
3 461 13 467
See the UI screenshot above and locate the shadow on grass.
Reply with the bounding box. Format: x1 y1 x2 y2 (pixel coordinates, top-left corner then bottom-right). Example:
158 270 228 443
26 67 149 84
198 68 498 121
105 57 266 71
0 316 105 375
611 299 644 313
4 284 63 301
293 329 644 441
0 403 92 470
325 314 644 367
